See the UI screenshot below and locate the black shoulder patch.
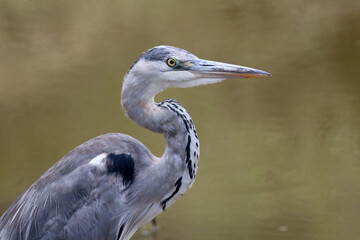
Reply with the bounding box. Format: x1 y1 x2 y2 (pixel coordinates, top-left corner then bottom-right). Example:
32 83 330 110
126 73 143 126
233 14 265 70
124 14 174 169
106 153 135 186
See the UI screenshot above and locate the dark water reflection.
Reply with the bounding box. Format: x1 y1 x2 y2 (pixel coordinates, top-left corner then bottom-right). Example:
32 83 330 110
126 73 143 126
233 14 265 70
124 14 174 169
0 1 359 239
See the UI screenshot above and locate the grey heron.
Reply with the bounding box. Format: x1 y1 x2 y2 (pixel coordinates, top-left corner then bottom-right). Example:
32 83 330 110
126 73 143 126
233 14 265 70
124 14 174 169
0 46 270 240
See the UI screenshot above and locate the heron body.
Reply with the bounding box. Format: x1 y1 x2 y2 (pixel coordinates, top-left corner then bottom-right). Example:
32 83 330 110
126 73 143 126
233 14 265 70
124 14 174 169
0 46 270 240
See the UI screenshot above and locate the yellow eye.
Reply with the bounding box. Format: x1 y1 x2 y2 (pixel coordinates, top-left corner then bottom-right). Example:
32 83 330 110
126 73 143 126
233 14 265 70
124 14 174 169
167 58 177 67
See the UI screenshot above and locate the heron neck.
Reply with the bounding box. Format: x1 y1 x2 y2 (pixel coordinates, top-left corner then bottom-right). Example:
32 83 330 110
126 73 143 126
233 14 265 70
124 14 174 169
121 78 199 182
121 82 185 135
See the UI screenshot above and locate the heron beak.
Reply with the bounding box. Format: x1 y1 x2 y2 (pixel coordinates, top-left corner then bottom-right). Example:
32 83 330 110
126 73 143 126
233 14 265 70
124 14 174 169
185 59 271 79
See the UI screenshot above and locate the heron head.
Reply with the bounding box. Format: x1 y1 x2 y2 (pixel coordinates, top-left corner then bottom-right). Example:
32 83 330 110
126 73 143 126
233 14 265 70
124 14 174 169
123 46 270 98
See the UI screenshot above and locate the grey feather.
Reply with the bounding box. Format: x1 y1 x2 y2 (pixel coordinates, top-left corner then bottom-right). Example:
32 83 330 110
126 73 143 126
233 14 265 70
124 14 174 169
0 134 156 240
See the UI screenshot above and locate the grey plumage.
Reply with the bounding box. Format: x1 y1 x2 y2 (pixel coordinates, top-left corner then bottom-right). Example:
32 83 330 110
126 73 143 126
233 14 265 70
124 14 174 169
0 46 270 240
0 134 153 239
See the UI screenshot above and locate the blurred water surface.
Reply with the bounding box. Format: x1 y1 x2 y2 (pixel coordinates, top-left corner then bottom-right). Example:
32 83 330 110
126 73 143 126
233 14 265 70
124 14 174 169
0 0 359 239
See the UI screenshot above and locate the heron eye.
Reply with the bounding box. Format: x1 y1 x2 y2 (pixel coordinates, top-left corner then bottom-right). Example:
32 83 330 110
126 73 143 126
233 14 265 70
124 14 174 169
167 58 177 67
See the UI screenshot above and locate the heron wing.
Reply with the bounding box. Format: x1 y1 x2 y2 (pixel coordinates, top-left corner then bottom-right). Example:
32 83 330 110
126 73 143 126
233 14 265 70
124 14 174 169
0 133 154 240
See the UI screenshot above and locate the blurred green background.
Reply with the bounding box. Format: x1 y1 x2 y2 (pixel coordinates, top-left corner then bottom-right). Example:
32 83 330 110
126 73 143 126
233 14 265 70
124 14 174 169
0 0 359 239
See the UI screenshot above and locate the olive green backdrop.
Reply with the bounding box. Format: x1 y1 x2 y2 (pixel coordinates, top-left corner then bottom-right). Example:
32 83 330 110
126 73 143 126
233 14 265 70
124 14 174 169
0 1 359 239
